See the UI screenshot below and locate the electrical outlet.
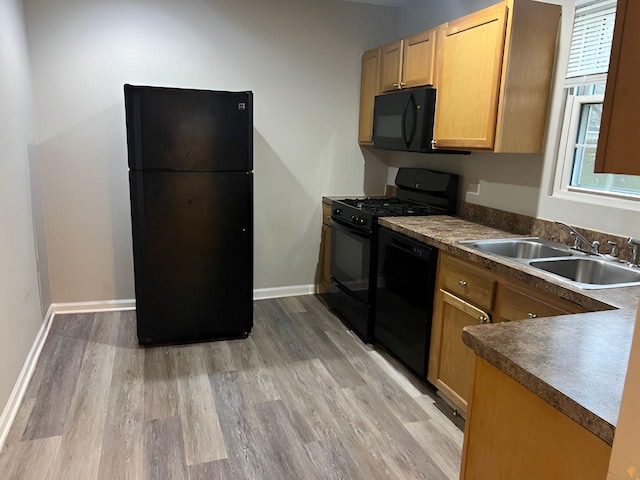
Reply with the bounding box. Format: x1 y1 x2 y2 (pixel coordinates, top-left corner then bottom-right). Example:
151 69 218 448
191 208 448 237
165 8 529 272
467 183 480 196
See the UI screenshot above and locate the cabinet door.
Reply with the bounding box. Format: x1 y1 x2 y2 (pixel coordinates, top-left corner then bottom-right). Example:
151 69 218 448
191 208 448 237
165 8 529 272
319 224 332 292
438 252 496 311
358 48 381 145
595 0 640 175
380 40 404 92
402 29 437 89
322 225 331 287
494 283 585 324
461 358 611 480
434 4 508 149
428 289 491 415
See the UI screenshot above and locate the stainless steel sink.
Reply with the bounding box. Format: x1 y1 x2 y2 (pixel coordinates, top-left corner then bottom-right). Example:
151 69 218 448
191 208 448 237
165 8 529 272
530 257 640 288
459 238 573 259
458 237 640 289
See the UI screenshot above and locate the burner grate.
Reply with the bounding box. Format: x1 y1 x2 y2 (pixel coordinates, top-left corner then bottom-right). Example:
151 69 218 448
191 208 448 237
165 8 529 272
340 198 443 217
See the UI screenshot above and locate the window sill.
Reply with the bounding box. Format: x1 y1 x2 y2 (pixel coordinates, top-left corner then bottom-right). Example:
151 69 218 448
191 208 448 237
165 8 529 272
552 187 640 213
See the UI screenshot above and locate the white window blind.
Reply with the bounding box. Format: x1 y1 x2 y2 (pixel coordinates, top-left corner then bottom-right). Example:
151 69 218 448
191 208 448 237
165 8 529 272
566 0 617 80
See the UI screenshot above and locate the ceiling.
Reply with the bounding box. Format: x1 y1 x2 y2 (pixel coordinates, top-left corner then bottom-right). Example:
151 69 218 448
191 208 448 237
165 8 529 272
343 0 407 7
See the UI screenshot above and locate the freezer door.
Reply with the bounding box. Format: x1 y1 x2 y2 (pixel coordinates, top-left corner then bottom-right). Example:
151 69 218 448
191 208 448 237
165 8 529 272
130 171 253 345
125 85 253 172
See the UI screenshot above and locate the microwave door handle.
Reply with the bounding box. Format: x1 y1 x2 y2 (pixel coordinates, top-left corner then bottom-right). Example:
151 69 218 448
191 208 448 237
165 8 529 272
404 94 417 148
401 97 410 147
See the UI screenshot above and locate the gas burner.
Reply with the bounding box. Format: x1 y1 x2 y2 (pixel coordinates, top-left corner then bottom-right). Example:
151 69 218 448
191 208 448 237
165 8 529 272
339 197 444 217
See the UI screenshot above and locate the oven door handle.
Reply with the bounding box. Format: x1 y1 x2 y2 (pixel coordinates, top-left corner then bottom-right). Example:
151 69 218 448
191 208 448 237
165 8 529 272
331 218 371 240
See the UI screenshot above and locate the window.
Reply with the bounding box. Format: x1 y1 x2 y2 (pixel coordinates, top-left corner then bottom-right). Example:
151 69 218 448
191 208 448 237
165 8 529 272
556 0 640 200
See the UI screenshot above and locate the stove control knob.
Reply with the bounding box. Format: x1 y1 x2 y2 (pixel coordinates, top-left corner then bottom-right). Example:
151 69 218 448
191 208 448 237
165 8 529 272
359 218 367 226
334 208 342 216
351 215 357 223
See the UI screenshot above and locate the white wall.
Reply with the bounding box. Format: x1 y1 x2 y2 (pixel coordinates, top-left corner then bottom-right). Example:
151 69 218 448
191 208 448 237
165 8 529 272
0 0 43 409
389 0 640 238
23 0 397 301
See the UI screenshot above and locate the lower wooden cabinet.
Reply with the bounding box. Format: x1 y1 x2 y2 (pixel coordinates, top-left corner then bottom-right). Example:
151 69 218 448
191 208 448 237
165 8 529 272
428 252 586 415
461 357 611 480
494 282 586 324
428 289 490 415
318 202 332 292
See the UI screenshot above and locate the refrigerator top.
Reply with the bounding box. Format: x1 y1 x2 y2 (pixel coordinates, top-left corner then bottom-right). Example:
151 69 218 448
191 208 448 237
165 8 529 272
125 85 253 173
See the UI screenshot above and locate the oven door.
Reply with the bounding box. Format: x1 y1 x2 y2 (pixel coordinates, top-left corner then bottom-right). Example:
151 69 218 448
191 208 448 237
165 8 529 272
330 218 372 303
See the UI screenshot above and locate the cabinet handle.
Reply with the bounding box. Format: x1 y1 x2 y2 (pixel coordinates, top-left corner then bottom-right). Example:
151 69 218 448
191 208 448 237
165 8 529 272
392 83 399 87
458 280 467 287
400 82 406 87
528 312 537 319
479 316 490 324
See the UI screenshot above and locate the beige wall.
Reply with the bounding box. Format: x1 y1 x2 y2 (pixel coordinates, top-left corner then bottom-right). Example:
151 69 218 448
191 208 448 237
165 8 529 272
0 0 43 409
23 0 397 302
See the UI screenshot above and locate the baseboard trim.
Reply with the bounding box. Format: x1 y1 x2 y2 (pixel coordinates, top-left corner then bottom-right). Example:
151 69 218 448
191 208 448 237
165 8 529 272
253 285 316 300
52 299 136 314
0 304 56 450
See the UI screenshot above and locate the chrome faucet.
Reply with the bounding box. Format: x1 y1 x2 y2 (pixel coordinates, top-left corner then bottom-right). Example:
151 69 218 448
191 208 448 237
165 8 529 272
556 222 600 255
628 237 640 267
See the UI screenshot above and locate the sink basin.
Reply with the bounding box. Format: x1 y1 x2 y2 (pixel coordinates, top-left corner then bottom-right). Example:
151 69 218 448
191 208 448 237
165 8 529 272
460 238 573 259
459 237 640 289
530 258 640 288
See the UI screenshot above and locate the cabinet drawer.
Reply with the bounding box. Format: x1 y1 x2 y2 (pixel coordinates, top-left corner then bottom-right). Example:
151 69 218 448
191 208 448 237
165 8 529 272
322 202 332 226
438 253 496 311
494 284 584 323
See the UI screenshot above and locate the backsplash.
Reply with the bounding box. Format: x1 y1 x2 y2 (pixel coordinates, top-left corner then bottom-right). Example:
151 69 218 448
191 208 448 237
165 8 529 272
458 202 634 263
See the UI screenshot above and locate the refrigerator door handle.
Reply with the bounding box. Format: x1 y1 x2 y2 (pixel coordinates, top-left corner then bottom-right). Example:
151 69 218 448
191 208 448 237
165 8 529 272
134 174 146 244
129 91 144 171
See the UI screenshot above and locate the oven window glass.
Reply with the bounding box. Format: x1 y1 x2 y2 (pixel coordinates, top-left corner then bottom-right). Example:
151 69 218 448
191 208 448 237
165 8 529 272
331 225 370 302
375 115 402 138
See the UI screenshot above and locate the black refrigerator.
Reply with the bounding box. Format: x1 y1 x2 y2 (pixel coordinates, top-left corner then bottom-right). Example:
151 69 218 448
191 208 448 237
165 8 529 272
124 84 253 346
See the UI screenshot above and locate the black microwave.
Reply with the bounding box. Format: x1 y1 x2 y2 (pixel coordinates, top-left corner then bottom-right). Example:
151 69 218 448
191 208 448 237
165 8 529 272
372 87 468 154
372 87 436 152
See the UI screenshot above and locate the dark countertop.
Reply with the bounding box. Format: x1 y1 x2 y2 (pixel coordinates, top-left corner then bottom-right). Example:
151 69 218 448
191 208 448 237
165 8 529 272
379 215 640 446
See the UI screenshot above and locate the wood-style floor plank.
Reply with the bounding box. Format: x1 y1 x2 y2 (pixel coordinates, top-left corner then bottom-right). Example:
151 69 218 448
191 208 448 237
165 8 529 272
21 334 88 441
97 348 145 480
0 436 61 480
144 346 180 421
0 295 462 479
143 417 188 480
303 438 366 480
174 345 228 465
52 341 116 480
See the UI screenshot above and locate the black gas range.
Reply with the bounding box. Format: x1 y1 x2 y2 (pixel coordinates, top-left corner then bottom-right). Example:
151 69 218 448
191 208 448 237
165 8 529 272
326 168 459 342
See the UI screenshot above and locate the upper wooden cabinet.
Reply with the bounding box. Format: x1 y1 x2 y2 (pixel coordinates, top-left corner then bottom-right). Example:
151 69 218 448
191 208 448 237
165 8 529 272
358 0 561 152
357 48 381 145
595 0 640 175
434 4 508 150
380 29 438 93
380 40 404 92
403 29 437 89
434 0 561 152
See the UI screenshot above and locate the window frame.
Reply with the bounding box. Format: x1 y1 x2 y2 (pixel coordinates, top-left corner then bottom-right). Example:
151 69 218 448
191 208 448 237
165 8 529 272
554 87 640 206
552 0 640 208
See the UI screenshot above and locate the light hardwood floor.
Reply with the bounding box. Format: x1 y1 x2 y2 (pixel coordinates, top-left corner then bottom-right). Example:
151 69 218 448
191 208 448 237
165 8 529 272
0 295 462 479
